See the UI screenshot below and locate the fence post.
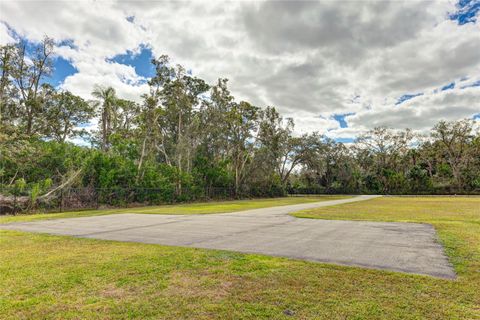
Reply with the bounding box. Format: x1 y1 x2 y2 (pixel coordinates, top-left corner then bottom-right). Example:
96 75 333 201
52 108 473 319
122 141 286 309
96 189 100 209
13 194 17 216
60 189 63 212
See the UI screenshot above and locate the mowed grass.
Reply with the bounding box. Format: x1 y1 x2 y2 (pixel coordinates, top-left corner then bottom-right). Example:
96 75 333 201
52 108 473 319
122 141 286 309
292 196 480 318
293 196 480 223
0 196 479 319
0 229 477 320
0 195 350 224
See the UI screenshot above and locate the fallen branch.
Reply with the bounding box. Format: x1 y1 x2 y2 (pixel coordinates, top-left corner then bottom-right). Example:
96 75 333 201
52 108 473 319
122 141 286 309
39 169 83 200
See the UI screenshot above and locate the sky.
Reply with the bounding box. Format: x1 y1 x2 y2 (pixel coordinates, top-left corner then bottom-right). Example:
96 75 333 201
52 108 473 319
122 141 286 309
1 0 479 141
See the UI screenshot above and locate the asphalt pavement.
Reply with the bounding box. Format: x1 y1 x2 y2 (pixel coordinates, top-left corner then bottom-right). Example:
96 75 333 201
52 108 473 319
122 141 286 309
0 195 455 278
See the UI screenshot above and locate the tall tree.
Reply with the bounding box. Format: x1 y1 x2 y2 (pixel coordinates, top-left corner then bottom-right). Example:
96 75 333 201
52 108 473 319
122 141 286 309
201 78 234 161
355 127 413 193
0 44 17 127
255 106 306 186
11 37 54 136
43 90 95 142
92 85 117 151
226 101 259 194
431 119 476 190
149 56 209 178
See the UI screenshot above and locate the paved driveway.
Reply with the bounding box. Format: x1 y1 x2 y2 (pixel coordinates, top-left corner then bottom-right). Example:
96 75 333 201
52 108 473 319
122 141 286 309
0 195 455 278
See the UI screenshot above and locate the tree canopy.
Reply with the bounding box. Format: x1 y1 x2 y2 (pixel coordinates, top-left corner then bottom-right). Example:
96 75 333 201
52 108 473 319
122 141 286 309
1 39 479 212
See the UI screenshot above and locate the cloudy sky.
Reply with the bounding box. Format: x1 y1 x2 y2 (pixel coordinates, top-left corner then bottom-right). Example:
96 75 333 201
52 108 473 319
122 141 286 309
1 0 479 142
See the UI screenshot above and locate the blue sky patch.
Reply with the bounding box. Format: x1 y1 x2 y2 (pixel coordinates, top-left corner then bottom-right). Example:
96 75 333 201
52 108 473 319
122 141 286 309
47 57 77 87
1 22 19 41
109 45 156 78
460 79 480 89
396 93 423 105
58 39 77 49
441 82 455 91
449 0 480 25
334 137 355 144
77 122 93 128
9 34 78 87
332 113 354 128
20 38 40 57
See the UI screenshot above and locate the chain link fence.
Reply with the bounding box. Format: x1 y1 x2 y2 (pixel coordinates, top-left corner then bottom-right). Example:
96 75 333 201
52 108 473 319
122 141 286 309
0 186 241 215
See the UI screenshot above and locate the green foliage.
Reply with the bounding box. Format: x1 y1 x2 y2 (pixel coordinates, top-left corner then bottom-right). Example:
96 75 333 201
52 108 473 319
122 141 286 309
1 137 89 188
83 151 137 189
29 183 41 207
438 163 452 176
407 166 432 192
192 156 232 188
1 38 479 209
472 177 480 189
13 178 26 195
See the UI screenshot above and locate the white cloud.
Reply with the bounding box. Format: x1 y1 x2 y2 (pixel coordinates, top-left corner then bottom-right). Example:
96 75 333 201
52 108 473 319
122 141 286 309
347 86 480 132
0 0 479 138
0 22 15 45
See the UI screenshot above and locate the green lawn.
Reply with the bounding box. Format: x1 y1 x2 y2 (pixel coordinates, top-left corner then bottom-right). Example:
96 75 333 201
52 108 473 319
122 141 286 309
1 196 479 319
0 195 350 224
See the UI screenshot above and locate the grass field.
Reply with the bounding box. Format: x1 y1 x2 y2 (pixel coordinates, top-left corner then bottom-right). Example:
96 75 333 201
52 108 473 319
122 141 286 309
1 196 479 319
0 195 349 224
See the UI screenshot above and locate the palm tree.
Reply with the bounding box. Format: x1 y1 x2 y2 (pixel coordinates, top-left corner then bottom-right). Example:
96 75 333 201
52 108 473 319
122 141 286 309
92 85 117 151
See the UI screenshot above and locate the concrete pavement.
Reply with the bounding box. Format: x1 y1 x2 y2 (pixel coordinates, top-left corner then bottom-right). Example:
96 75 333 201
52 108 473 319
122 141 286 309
0 195 456 278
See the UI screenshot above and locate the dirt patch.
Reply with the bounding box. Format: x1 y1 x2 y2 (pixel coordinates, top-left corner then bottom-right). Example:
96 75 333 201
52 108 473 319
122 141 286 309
100 284 129 299
165 271 237 301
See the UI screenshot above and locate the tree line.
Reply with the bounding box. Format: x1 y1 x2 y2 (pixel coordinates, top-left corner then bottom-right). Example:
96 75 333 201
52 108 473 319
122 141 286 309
1 37 479 210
